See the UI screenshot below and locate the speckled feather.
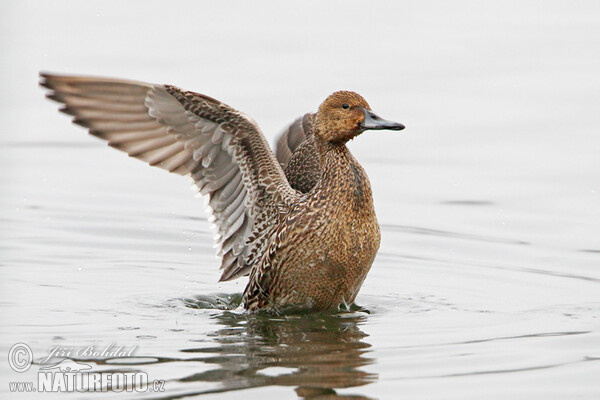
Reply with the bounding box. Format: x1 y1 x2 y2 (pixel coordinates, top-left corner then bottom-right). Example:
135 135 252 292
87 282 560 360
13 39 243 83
275 113 322 193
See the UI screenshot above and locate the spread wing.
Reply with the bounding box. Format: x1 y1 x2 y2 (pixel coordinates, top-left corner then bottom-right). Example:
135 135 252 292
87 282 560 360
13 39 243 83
275 113 315 170
40 73 298 281
275 113 322 193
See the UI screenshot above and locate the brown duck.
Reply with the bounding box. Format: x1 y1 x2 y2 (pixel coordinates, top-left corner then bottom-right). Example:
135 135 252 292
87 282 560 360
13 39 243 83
40 73 405 312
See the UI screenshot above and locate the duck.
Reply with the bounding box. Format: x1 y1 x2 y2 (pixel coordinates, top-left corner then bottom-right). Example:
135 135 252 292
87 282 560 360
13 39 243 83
40 73 405 312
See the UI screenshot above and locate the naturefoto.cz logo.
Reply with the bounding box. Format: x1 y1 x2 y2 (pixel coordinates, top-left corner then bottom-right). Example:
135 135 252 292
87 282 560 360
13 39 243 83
8 343 165 393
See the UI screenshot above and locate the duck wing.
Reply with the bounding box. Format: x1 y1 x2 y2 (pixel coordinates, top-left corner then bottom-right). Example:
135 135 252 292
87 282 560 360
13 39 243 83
41 73 298 282
275 113 314 169
275 113 322 193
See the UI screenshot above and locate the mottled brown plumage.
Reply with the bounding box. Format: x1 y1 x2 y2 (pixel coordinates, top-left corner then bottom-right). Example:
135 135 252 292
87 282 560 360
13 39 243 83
276 113 322 193
40 73 404 312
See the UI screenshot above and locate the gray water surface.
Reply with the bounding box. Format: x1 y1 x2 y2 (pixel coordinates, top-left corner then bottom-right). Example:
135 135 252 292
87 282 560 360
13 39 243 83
1 1 600 399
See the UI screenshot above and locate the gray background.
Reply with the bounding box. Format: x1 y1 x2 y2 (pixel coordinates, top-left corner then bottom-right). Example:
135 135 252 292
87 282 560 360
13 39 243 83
1 1 599 399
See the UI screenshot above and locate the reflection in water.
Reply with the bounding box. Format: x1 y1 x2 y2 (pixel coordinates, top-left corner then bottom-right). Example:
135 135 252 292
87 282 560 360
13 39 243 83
51 297 376 398
179 296 376 398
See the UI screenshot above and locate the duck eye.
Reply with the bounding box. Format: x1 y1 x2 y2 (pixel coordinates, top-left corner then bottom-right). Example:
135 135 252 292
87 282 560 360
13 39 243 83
342 103 349 110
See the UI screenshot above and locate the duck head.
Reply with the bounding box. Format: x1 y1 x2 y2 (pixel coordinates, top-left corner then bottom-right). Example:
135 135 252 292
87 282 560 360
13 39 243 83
314 91 405 143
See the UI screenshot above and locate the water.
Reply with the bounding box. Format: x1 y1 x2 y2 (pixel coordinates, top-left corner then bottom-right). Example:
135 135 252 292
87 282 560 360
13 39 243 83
1 1 599 398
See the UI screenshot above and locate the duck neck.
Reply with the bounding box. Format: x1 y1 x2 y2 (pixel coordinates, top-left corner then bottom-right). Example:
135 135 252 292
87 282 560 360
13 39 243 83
319 141 348 164
314 139 347 172
314 140 373 211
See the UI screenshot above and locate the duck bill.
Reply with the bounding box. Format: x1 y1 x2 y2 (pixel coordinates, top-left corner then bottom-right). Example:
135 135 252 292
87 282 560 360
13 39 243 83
361 109 405 131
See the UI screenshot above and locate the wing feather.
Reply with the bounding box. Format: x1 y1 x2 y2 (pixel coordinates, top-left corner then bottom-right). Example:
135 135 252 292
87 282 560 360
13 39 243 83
41 72 297 281
274 113 314 169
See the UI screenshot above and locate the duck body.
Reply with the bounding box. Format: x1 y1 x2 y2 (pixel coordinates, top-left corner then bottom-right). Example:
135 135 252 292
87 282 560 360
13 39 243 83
244 139 381 311
40 74 404 312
